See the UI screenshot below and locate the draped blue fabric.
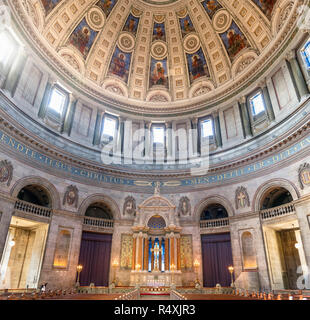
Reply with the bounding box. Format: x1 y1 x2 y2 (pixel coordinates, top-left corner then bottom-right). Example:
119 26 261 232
78 232 112 287
201 233 233 287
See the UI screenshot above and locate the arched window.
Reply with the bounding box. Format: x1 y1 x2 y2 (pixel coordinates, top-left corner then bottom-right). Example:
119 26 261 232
85 202 113 220
200 203 228 220
17 185 52 208
302 41 310 70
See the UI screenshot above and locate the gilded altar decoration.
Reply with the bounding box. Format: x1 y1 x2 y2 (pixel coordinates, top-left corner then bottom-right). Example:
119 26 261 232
63 185 79 208
0 160 13 187
120 234 133 269
178 196 191 216
235 186 250 209
123 196 136 216
299 163 310 189
180 235 193 270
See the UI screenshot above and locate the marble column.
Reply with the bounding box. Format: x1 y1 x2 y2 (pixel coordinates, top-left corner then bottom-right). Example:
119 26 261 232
3 46 27 97
165 122 172 163
159 238 162 271
0 199 14 262
259 80 275 121
93 110 105 146
62 95 77 135
191 117 198 157
144 121 152 163
286 50 309 100
131 235 137 270
238 96 252 138
137 234 143 269
176 236 181 271
213 112 222 148
151 238 155 271
143 237 149 271
165 237 169 271
170 235 175 267
116 116 126 161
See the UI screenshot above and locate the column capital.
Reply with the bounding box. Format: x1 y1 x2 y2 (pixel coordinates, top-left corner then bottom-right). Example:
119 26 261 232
191 117 199 125
286 49 296 61
119 116 126 122
257 78 267 89
238 96 246 104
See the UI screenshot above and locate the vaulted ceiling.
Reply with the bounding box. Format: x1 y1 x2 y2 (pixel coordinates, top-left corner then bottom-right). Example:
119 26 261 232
12 0 299 113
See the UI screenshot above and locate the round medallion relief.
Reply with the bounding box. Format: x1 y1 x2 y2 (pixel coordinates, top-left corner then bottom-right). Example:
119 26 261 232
183 33 200 54
212 9 232 33
86 7 105 31
118 32 135 52
151 41 168 59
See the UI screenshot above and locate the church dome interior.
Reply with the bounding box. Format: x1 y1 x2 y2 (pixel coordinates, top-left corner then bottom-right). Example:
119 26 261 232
0 0 310 302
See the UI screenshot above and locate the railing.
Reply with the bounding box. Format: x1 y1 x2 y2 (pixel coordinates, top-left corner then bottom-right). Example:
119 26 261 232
260 203 296 220
83 216 114 229
170 290 187 300
14 200 52 218
200 217 229 229
115 288 140 300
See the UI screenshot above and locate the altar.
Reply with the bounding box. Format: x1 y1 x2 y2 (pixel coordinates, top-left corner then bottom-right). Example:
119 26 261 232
130 270 182 287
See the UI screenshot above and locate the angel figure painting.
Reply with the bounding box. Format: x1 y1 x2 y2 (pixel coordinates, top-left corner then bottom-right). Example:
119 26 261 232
186 48 210 84
108 46 132 84
201 0 223 20
179 15 196 38
149 58 169 89
123 14 140 36
220 21 249 61
251 0 277 20
68 19 98 60
96 0 118 17
153 22 166 42
40 0 63 16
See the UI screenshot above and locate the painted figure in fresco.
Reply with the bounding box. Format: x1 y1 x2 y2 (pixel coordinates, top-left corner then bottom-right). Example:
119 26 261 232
184 18 194 33
111 53 126 78
257 0 276 19
154 25 164 41
151 62 166 86
97 0 113 16
191 54 205 80
226 28 247 58
70 26 91 57
206 0 218 12
41 0 61 15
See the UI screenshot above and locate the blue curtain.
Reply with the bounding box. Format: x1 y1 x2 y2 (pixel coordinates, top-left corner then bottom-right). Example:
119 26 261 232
78 232 112 287
201 233 233 287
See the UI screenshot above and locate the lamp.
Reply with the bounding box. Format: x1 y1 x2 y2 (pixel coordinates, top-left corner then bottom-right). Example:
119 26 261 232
193 259 200 287
112 259 119 284
228 266 235 287
76 264 83 287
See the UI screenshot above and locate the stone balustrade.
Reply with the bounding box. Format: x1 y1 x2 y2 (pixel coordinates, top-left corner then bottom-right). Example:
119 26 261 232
115 288 140 300
260 202 296 220
83 216 114 229
200 218 229 229
14 199 52 218
170 290 187 300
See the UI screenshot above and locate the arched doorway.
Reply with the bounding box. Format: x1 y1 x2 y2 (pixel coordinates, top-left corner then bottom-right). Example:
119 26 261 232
260 187 306 290
0 184 50 289
200 204 233 287
78 201 114 287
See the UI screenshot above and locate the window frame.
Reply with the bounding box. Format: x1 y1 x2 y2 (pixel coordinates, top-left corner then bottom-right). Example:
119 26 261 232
151 124 165 146
200 117 214 140
302 40 310 70
47 84 70 120
101 114 118 141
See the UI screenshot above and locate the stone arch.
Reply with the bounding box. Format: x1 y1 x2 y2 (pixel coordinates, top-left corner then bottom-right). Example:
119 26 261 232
10 176 61 209
78 193 121 220
252 178 300 212
194 195 235 222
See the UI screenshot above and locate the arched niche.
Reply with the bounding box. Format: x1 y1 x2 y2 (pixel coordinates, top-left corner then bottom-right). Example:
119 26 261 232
200 203 229 221
241 231 257 270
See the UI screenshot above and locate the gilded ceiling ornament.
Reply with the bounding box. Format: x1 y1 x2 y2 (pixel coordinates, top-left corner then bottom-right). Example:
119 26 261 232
86 6 105 31
183 34 200 54
0 160 13 187
150 41 168 59
212 9 232 33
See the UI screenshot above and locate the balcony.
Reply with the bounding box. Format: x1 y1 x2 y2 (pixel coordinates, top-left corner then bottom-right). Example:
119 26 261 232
200 217 229 229
14 199 52 219
260 203 296 221
83 216 114 231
